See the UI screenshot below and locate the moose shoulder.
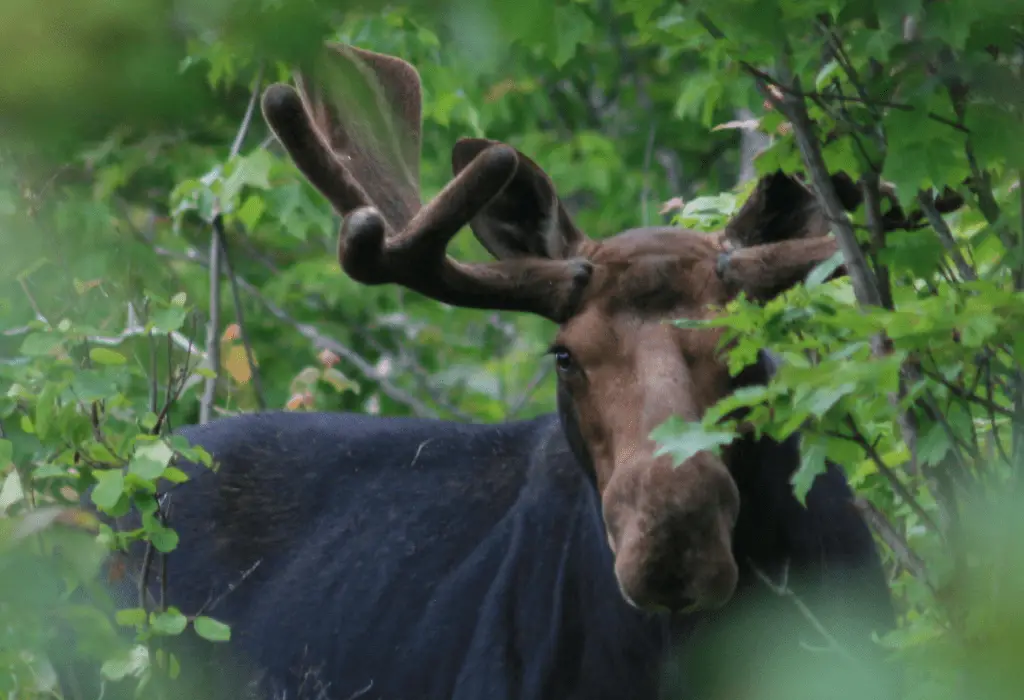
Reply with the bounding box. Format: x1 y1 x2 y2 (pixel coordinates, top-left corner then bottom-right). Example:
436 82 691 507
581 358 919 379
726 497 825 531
71 44 897 700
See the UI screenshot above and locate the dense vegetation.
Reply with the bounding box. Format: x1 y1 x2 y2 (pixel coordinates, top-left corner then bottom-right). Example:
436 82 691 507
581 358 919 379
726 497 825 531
1 0 1022 697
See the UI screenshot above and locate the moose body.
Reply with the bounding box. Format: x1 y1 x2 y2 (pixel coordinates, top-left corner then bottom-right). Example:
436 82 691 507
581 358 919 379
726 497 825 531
63 42 901 700
100 370 892 700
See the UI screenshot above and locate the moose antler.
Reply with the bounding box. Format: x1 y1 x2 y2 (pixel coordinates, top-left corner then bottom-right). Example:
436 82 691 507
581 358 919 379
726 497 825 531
260 44 589 321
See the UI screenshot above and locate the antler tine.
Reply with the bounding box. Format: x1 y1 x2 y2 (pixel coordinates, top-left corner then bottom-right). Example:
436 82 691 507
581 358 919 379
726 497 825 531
262 84 377 221
339 147 591 320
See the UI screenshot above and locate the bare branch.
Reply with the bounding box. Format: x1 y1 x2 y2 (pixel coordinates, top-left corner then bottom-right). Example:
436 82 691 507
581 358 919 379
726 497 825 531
862 173 893 309
213 213 266 410
145 240 441 418
640 120 657 226
199 228 222 425
773 84 884 307
853 496 931 585
200 65 265 424
505 364 554 419
748 561 864 668
16 277 48 324
840 419 941 536
917 190 977 283
352 326 473 421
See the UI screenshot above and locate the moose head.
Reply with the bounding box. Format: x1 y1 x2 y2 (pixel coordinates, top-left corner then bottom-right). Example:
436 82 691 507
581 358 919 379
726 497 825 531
260 44 851 613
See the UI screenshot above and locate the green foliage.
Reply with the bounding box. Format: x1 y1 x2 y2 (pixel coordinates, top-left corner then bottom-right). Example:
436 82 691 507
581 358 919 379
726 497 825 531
643 0 1024 697
0 292 233 695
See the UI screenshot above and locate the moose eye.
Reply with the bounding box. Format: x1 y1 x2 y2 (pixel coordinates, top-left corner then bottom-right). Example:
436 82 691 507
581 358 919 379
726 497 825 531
550 346 576 373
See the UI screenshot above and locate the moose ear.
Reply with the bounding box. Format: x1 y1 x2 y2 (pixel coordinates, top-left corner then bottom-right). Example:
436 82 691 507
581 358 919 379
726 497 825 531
717 170 844 302
452 138 588 261
723 170 829 248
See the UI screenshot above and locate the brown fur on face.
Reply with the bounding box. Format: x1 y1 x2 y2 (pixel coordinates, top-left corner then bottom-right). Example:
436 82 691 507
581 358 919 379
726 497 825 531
261 44 923 615
552 233 742 611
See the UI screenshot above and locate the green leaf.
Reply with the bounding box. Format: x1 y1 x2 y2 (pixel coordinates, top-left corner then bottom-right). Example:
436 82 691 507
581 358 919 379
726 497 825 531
150 609 188 636
90 470 125 510
132 440 174 472
139 412 159 431
551 4 593 68
650 415 737 467
806 251 845 288
115 607 148 628
70 370 120 402
959 313 1000 348
193 616 232 642
792 437 828 505
89 348 127 365
917 422 952 467
143 511 180 553
101 652 143 682
321 367 359 394
237 194 266 231
0 439 12 465
129 455 167 480
221 150 275 206
150 307 188 334
149 527 179 553
162 467 191 484
881 142 930 210
19 332 62 357
965 104 1024 171
0 471 25 514
34 384 57 442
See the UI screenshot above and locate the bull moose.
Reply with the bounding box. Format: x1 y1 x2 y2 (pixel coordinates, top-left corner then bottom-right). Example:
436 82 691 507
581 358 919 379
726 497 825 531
64 43 900 700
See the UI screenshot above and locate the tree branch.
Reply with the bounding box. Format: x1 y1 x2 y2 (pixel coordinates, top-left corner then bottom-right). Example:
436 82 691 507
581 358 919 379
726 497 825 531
918 190 977 283
862 173 893 309
840 419 941 536
145 241 441 418
198 224 222 424
200 64 264 424
775 82 884 307
853 496 932 586
212 214 266 410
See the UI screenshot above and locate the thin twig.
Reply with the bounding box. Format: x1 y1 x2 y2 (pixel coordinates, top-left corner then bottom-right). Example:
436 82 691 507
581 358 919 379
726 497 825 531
194 559 263 617
198 235 222 425
920 366 1011 417
640 121 657 227
748 561 864 668
17 277 47 323
200 65 265 424
212 213 266 410
983 355 1013 466
506 364 553 419
853 496 932 586
356 328 472 420
776 81 885 308
862 173 893 309
144 241 440 418
841 419 941 535
695 13 968 135
146 304 159 416
918 190 977 282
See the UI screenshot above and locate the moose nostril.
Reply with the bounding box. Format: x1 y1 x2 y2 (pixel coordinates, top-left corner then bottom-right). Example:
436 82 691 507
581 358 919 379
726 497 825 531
618 576 697 614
